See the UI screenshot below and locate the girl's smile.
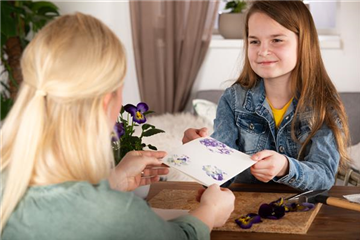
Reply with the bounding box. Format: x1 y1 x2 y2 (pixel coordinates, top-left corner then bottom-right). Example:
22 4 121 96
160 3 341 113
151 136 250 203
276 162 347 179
257 60 278 65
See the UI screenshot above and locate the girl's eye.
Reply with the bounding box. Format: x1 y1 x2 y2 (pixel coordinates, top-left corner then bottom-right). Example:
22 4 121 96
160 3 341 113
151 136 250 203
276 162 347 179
273 39 283 43
249 40 259 44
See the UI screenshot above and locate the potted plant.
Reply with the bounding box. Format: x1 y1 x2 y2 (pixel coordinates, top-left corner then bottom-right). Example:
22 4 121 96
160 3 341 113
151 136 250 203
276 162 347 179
1 1 60 120
218 0 247 39
112 102 165 199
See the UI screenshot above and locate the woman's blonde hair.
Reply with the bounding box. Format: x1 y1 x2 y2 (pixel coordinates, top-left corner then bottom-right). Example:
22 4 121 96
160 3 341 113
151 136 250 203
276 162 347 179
0 12 126 231
237 1 350 166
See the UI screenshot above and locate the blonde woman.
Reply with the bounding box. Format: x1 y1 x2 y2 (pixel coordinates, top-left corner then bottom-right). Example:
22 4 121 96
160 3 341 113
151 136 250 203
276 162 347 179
0 13 235 239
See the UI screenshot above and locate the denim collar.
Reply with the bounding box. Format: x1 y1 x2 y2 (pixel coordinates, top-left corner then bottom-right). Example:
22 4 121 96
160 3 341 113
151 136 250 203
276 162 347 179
242 79 300 137
242 79 299 113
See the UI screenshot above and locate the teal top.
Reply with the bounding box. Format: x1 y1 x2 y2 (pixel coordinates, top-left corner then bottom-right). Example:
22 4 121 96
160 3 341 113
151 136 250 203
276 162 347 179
2 180 210 240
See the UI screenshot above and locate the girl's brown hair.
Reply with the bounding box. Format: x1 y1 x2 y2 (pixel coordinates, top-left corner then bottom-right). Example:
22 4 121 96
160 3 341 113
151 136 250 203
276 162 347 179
237 1 350 166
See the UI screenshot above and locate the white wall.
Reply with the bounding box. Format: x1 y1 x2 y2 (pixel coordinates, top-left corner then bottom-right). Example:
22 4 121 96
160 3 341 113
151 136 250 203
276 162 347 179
193 1 360 95
52 1 140 105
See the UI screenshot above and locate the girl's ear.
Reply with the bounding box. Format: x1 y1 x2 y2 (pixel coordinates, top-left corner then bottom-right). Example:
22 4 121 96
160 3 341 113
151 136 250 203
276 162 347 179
103 92 113 112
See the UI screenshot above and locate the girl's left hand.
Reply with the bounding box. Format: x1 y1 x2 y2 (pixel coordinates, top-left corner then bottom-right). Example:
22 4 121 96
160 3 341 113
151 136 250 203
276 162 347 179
108 151 169 192
250 150 289 182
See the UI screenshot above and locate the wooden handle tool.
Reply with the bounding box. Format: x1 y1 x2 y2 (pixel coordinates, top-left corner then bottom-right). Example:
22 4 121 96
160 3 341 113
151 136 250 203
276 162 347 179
315 195 360 212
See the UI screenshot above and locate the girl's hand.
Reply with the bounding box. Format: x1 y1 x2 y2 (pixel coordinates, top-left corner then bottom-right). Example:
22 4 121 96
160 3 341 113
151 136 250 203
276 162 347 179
182 127 208 144
108 151 169 192
250 150 289 182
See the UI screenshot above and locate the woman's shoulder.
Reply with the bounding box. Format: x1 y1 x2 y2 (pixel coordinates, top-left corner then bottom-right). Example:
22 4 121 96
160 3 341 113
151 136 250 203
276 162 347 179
22 180 142 212
4 181 150 239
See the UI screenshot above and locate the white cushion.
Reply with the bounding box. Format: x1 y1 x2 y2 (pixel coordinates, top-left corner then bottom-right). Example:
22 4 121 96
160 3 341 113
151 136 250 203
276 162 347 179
192 99 217 125
348 142 360 171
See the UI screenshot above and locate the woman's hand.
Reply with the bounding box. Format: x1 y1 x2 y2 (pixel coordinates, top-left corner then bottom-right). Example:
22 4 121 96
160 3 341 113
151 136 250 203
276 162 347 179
108 151 169 192
250 150 289 182
182 127 208 144
190 184 235 230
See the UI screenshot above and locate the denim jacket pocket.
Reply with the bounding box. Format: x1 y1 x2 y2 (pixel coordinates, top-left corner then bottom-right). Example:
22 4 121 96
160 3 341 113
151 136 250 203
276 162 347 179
285 120 311 157
236 112 268 154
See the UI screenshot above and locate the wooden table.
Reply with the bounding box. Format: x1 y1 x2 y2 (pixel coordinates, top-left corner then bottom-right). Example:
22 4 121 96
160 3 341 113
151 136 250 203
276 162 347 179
148 181 360 240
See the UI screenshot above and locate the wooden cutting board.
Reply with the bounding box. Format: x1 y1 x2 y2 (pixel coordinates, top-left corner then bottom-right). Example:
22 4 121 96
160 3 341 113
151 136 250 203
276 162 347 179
149 189 322 234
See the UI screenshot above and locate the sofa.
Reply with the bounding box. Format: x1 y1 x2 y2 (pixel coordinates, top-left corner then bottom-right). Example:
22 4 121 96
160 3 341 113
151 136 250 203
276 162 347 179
146 90 360 186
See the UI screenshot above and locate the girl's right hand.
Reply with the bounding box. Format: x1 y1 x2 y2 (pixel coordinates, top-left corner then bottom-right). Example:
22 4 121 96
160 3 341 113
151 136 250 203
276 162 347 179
190 184 235 229
182 127 208 144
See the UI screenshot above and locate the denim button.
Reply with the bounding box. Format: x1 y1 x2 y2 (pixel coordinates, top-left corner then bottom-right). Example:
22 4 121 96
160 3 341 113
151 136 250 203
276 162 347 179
279 145 285 153
249 123 255 130
289 177 295 184
285 116 289 120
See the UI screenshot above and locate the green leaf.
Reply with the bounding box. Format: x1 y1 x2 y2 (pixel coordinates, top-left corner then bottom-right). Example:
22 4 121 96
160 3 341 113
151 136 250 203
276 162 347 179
142 128 165 137
1 3 18 37
142 123 154 131
30 1 59 13
1 95 14 121
0 81 11 93
143 110 154 115
1 33 8 50
224 0 246 13
147 144 158 151
129 136 141 143
37 6 59 17
120 106 125 114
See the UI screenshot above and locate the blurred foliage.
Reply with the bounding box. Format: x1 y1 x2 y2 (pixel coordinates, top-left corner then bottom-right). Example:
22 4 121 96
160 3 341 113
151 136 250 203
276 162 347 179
1 1 59 120
224 0 247 13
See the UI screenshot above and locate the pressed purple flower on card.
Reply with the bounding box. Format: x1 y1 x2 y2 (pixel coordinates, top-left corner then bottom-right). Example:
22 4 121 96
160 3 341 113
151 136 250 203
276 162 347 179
202 165 227 181
199 138 234 155
167 154 190 166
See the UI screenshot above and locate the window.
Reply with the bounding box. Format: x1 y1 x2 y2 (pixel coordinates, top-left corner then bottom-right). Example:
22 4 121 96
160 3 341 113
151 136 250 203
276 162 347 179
213 1 338 35
305 0 338 35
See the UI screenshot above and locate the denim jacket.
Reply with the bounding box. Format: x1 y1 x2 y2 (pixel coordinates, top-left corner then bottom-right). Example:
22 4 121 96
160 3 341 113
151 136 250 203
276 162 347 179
211 80 340 191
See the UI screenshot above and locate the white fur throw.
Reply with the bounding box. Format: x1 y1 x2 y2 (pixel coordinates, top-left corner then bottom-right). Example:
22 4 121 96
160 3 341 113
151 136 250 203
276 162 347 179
143 112 213 181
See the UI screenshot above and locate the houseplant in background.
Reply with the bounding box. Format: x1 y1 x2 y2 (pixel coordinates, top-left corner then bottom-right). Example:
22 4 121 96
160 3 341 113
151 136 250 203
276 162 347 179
1 1 59 120
112 102 165 198
218 0 247 39
112 102 165 164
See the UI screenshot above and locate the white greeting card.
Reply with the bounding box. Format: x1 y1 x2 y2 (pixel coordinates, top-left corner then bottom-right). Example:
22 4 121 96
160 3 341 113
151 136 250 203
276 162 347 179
163 137 256 186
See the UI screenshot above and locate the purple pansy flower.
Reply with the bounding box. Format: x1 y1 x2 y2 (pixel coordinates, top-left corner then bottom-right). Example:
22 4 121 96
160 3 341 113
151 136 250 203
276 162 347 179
258 198 286 220
114 122 125 140
235 213 262 229
124 102 149 124
285 202 315 212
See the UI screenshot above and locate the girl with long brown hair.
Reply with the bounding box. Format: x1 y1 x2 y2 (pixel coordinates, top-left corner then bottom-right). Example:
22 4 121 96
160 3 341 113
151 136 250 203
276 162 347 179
183 1 350 191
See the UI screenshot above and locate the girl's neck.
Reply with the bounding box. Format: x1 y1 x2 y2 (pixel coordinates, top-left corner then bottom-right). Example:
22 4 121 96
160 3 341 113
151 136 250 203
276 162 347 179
264 77 293 109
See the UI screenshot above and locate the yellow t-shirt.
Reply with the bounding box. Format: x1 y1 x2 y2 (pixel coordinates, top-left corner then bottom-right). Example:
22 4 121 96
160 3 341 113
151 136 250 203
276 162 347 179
267 97 293 128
